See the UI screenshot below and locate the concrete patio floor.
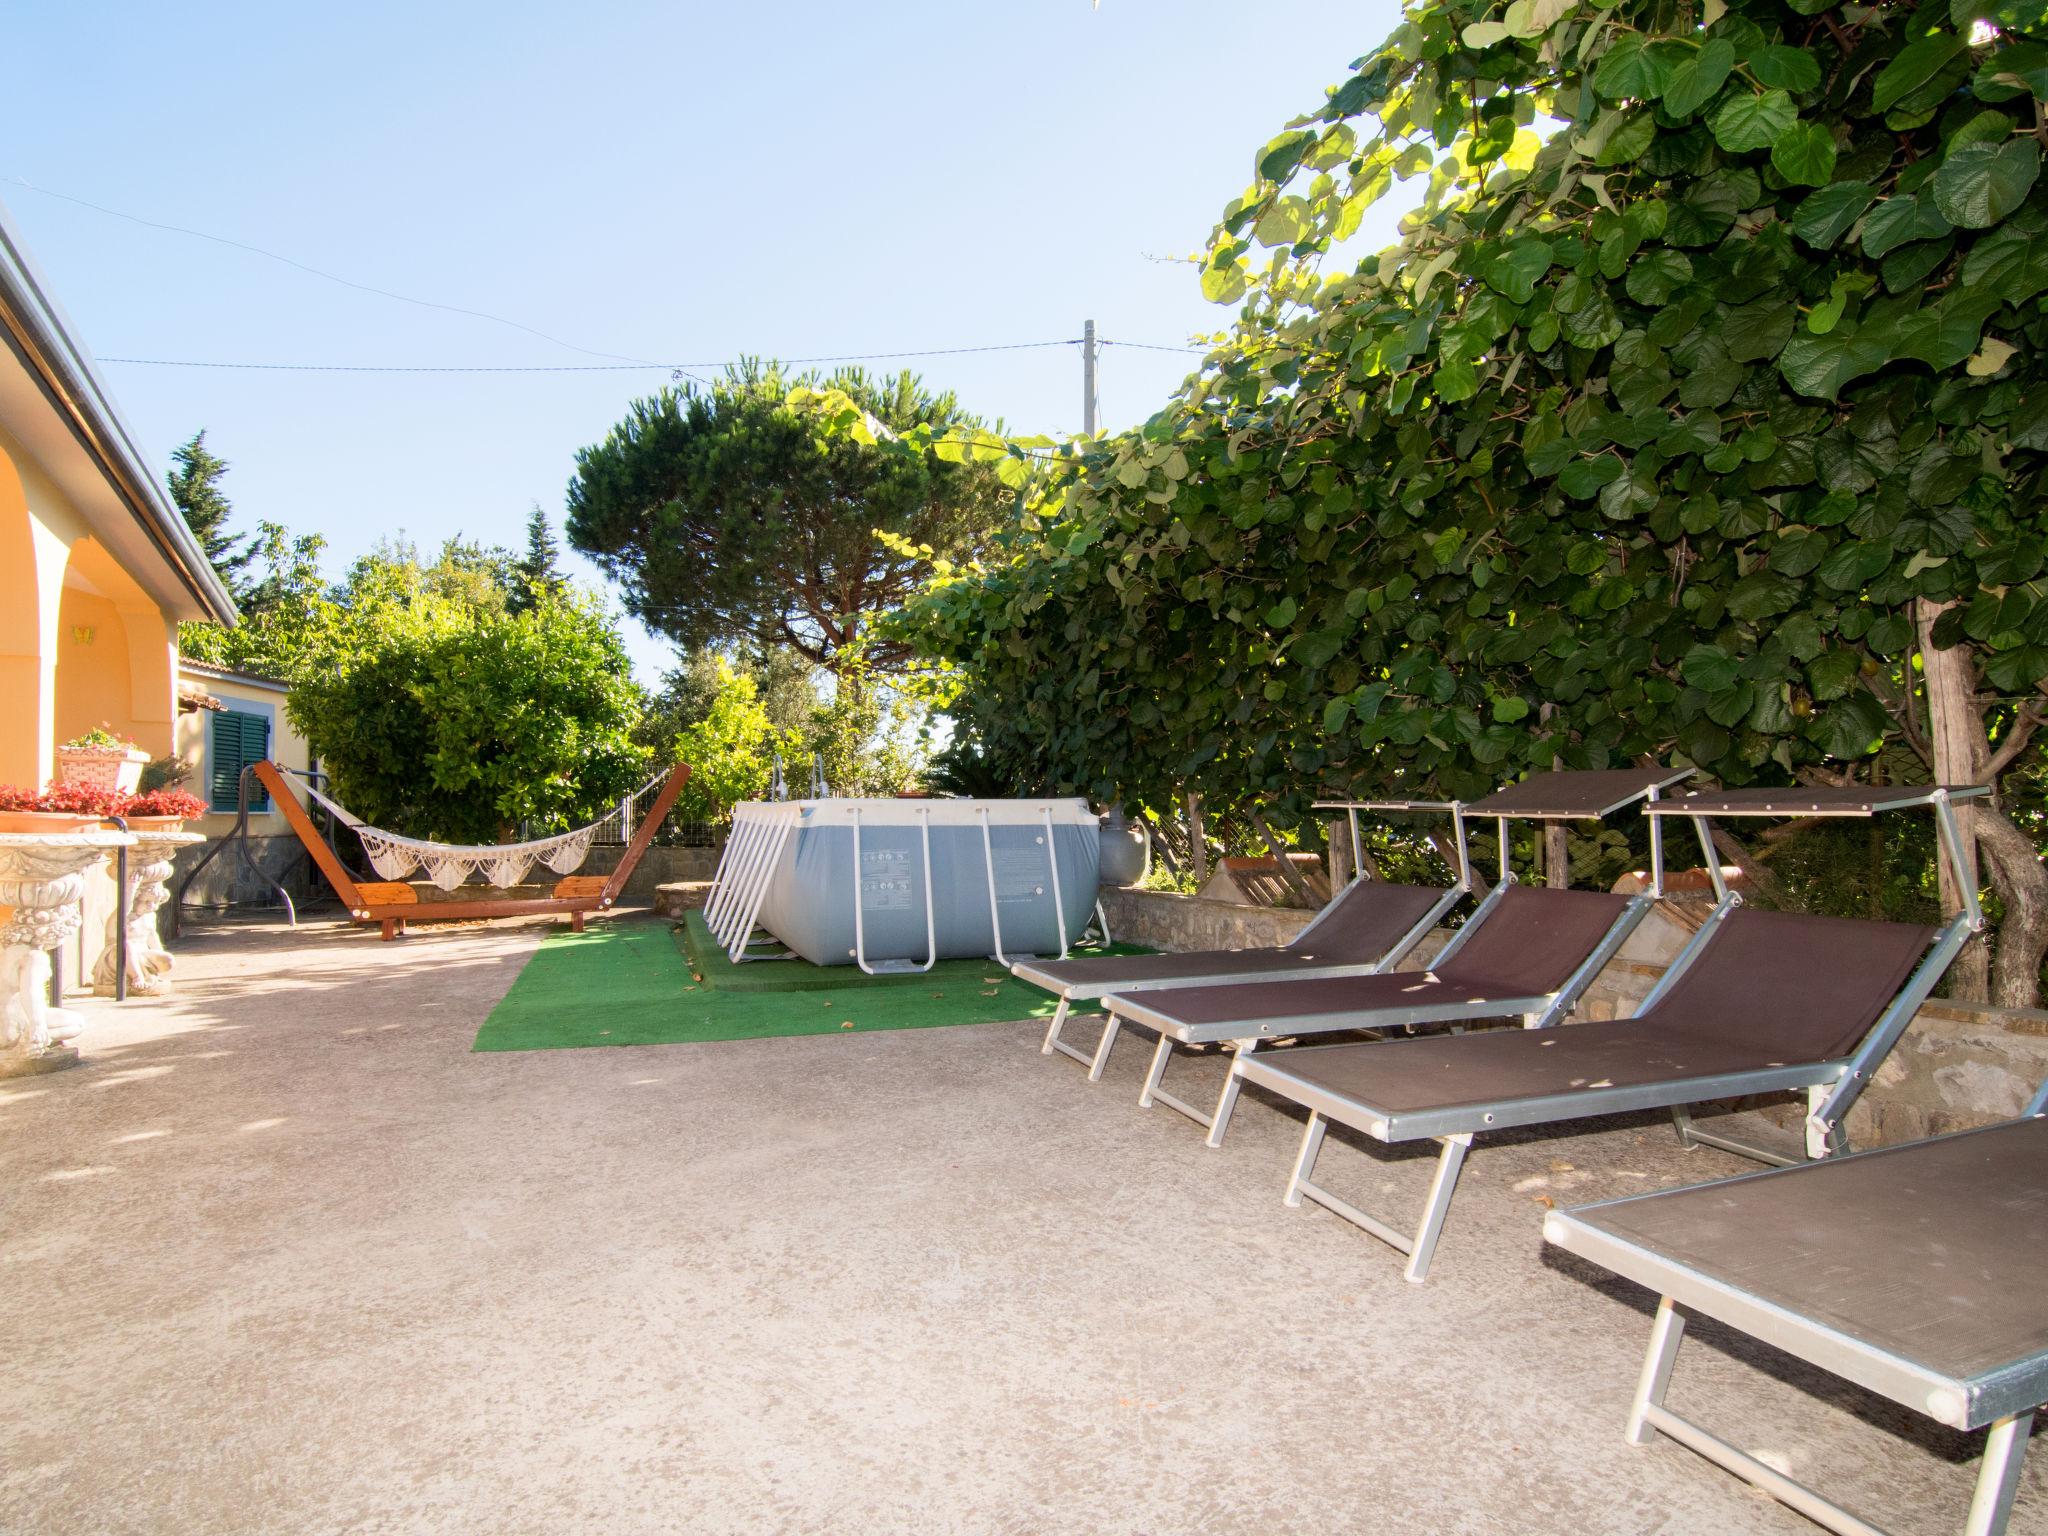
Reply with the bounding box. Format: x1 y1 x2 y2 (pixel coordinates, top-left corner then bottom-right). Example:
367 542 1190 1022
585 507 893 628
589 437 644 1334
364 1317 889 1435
2 914 2039 1535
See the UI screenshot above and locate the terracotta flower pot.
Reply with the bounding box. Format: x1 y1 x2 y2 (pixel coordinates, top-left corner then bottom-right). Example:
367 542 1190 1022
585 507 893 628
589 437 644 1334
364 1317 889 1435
122 816 189 833
0 810 106 835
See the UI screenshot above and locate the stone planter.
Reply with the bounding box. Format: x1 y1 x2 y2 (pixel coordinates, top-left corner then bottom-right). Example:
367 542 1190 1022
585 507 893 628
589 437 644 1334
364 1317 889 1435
0 810 104 836
0 829 135 1075
95 828 202 997
56 744 149 794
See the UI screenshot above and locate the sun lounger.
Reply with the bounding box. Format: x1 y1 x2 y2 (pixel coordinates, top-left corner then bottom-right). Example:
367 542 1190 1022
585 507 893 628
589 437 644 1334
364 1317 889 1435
1096 767 1691 1147
1543 1079 2048 1536
1231 785 1987 1281
1024 800 1470 1080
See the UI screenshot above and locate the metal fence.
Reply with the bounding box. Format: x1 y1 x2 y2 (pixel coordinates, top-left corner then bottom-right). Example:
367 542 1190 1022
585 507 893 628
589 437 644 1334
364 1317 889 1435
584 797 722 848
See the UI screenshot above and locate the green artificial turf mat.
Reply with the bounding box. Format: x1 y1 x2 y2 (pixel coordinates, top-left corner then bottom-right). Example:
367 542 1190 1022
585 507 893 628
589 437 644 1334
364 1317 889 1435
472 916 1147 1052
677 909 1147 993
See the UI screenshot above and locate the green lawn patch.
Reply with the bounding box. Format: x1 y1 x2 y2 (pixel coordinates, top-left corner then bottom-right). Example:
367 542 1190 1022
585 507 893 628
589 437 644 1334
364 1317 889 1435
472 915 1146 1052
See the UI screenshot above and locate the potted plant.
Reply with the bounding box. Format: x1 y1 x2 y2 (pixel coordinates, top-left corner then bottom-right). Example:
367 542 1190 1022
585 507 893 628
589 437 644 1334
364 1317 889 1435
56 726 151 793
116 788 208 831
0 781 123 835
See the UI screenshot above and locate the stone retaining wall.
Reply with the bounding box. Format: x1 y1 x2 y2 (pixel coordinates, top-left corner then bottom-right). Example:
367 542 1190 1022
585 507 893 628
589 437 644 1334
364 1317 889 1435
580 843 718 898
171 833 313 911
654 882 709 919
1100 887 1313 952
1099 885 2046 1149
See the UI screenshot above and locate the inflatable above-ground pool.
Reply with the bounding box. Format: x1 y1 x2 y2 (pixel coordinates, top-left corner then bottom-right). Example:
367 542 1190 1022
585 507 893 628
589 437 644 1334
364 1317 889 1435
702 798 1101 972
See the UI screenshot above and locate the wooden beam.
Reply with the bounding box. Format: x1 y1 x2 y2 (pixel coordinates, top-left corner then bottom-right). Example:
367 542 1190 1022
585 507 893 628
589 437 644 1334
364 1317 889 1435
253 759 366 913
598 762 693 907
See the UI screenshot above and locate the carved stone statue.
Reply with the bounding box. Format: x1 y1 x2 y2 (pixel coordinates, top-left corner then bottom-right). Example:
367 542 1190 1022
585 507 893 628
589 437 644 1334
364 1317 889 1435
0 831 134 1075
94 830 203 997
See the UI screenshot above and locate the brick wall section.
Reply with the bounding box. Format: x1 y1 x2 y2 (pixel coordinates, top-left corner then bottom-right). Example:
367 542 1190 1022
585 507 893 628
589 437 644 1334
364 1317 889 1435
1100 886 2047 1148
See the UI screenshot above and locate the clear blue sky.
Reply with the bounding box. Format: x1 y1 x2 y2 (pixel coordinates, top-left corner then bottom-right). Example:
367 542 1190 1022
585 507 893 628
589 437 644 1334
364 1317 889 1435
4 0 1403 683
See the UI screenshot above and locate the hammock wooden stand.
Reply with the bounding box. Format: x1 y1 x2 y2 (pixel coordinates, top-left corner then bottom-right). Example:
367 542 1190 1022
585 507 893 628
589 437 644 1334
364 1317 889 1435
254 759 692 940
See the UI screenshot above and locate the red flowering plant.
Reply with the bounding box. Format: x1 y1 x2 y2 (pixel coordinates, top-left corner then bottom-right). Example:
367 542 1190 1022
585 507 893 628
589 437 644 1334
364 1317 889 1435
118 789 207 821
0 781 125 818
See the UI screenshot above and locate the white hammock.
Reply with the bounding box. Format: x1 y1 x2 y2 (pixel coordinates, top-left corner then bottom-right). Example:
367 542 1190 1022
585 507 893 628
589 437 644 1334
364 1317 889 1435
292 771 663 892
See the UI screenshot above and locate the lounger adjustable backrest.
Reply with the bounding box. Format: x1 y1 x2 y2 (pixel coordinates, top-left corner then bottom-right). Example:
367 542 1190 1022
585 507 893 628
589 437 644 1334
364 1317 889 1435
1286 880 1452 964
1430 885 1636 994
1636 906 1938 1062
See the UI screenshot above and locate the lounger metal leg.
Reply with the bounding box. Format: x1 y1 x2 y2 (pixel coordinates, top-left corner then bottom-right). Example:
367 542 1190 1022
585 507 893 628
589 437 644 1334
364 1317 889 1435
1284 1123 1472 1283
1627 1300 2032 1536
1284 1114 1328 1208
1039 997 1070 1056
1669 1101 1804 1169
1208 1040 1254 1148
1405 1134 1471 1284
1088 1014 1120 1081
1964 1410 2034 1536
1041 999 1120 1082
1138 1033 1175 1108
1636 1403 1892 1536
1136 1036 1253 1148
1627 1296 1687 1446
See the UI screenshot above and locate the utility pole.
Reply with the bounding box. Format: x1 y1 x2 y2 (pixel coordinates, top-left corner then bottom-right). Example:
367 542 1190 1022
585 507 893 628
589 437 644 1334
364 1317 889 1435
1082 319 1098 436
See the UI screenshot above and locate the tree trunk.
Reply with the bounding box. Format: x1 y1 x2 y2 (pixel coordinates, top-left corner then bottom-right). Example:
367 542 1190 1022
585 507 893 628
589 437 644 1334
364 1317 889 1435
1434 831 1489 896
1917 598 1990 1003
1708 823 1792 910
1544 824 1570 889
1328 814 1355 890
1540 704 1569 887
1186 793 1209 886
1976 808 2048 1010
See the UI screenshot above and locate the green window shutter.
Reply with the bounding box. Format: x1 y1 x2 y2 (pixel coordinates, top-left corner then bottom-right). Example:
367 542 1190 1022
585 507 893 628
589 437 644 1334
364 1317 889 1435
209 711 273 813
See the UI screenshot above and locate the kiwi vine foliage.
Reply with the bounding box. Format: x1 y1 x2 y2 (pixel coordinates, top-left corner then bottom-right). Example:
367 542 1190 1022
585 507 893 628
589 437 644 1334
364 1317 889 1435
841 0 2048 837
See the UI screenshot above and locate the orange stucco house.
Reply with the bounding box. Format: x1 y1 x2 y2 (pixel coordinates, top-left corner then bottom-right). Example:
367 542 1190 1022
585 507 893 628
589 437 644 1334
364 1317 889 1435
2 195 240 983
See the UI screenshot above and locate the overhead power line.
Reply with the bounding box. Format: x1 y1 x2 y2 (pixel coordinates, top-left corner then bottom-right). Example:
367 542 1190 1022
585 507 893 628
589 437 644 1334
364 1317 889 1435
8 175 1212 382
94 337 1207 375
4 175 664 367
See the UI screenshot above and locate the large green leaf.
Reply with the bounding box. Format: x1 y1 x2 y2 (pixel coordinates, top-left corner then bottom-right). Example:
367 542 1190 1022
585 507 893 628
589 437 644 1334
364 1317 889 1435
1932 139 2042 228
1859 192 1952 258
1711 89 1796 154
1625 248 1694 304
1751 45 1822 92
1770 121 1838 186
1681 643 1742 691
1778 325 1892 399
1662 39 1735 120
1958 215 2048 299
1790 181 1876 248
1725 570 1800 619
1486 240 1555 303
1807 692 1886 758
1722 298 1796 362
1871 31 1967 113
1593 33 1675 100
1891 294 2003 370
1592 110 1659 167
1257 130 1319 185
1559 455 1626 498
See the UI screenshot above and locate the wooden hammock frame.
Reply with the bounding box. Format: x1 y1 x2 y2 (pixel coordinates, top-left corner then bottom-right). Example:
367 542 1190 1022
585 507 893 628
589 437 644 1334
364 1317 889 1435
253 758 693 940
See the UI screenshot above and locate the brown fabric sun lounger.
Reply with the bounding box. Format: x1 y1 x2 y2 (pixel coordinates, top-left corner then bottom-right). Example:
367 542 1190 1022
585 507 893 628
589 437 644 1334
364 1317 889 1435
1023 875 1458 1076
1102 884 1644 1145
1229 783 1985 1282
1544 1094 2048 1536
1236 905 1955 1283
1092 765 1692 1147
